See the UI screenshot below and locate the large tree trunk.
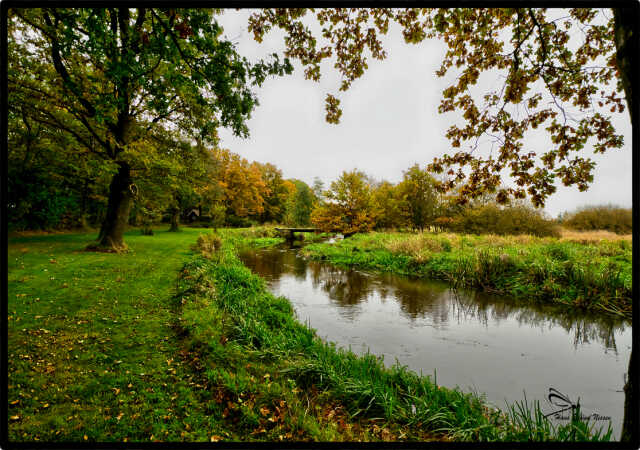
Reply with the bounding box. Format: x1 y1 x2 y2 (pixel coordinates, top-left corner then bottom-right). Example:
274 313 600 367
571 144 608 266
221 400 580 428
614 8 635 122
622 349 636 442
168 208 180 232
91 162 133 251
614 6 636 444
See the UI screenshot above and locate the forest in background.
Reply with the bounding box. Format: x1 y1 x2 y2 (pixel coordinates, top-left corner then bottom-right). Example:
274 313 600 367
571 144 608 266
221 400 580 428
8 133 632 238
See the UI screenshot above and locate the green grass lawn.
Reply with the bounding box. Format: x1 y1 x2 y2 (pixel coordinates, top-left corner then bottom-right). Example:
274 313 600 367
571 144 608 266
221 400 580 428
8 227 228 442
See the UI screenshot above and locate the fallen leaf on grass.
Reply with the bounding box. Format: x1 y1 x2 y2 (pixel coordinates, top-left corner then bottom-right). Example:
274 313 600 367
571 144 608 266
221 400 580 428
210 435 222 442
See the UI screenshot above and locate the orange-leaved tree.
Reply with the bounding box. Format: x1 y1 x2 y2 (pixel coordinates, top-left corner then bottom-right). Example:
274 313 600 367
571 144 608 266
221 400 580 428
311 170 377 236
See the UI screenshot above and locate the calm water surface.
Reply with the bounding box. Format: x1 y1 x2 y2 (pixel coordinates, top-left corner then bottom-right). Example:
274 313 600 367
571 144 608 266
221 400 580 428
239 244 631 438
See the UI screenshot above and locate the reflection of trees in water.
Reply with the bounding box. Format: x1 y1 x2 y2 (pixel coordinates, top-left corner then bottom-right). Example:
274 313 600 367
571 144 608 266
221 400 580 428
308 262 375 307
450 290 628 352
381 274 451 324
239 249 286 281
292 253 307 281
241 248 628 352
240 247 306 282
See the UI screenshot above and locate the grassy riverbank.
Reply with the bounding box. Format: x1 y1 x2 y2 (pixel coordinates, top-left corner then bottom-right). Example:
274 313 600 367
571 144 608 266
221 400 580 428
176 230 613 441
8 227 613 442
300 231 632 319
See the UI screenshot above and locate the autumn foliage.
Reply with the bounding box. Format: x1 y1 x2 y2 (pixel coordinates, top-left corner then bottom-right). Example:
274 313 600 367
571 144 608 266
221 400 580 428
248 8 630 208
311 170 377 236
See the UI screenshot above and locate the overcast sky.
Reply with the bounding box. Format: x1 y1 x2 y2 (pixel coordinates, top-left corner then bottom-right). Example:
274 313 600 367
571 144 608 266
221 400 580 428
216 9 632 218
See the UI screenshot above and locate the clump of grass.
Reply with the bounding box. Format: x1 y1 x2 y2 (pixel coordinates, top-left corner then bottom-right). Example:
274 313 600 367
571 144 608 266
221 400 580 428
385 233 452 257
195 233 223 258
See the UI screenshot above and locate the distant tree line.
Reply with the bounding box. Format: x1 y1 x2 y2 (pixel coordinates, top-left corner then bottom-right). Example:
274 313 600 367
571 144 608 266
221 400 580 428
310 166 563 238
10 139 630 238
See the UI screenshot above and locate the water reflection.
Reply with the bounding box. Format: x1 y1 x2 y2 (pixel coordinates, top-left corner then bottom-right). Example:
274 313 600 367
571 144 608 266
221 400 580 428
238 244 631 439
240 246 628 352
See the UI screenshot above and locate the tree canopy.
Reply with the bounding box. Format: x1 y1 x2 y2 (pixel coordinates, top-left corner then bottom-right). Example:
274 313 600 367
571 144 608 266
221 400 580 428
8 7 292 249
248 7 634 207
311 170 377 235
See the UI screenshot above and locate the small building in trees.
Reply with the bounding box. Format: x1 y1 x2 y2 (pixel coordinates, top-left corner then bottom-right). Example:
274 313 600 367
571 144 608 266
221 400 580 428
186 209 200 223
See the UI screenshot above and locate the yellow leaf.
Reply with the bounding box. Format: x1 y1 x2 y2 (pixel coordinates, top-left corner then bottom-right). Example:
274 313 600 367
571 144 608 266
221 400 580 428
210 435 222 442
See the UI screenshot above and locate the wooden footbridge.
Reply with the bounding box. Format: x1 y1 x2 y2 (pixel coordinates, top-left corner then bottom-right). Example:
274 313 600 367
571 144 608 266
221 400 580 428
275 227 318 240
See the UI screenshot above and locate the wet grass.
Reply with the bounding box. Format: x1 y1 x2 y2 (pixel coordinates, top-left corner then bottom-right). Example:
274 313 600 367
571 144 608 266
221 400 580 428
299 231 632 319
7 227 614 442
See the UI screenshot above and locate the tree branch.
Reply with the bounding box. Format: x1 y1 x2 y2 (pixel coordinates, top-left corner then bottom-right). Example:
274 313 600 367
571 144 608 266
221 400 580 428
42 11 98 118
527 8 548 74
149 9 210 82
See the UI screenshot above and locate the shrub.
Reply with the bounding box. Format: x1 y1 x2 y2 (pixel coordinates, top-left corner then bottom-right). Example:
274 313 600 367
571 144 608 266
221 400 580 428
447 204 560 237
562 205 632 234
195 233 222 258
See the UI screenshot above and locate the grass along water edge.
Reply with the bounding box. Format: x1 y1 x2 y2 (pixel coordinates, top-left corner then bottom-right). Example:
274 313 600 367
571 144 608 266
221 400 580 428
299 231 632 319
174 230 614 441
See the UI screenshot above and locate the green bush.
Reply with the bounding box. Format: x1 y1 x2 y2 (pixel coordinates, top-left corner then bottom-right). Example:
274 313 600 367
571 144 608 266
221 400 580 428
563 205 632 234
447 204 560 237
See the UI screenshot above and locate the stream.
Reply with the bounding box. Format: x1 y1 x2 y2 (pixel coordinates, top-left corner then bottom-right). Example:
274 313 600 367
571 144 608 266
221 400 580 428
238 243 631 438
